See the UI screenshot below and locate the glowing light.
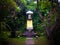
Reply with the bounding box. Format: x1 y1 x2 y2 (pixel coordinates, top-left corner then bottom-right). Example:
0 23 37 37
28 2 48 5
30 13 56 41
27 20 33 30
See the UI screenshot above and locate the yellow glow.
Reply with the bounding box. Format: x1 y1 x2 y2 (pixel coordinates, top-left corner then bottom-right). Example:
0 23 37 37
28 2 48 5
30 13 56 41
27 20 33 29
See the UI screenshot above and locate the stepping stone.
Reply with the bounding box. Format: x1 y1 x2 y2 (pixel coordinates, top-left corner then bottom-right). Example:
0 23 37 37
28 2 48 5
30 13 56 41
25 38 34 45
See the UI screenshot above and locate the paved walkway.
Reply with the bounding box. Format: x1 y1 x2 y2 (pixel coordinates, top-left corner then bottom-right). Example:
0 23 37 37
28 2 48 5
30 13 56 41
25 38 34 45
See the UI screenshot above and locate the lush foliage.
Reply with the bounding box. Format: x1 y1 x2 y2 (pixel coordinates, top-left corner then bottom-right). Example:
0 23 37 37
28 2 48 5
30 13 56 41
0 0 57 38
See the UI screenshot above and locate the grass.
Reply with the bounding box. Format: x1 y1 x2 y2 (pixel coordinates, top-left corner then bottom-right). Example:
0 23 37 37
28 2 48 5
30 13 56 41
1 31 49 45
8 37 26 45
34 36 49 45
7 36 49 45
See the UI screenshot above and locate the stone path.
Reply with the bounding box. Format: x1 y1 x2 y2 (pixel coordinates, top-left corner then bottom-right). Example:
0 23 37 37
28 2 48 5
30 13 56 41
25 38 34 45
